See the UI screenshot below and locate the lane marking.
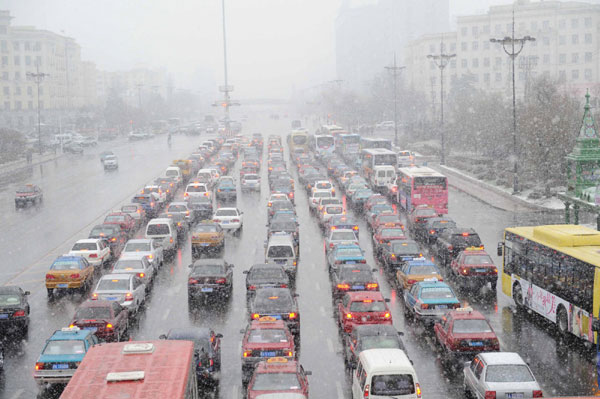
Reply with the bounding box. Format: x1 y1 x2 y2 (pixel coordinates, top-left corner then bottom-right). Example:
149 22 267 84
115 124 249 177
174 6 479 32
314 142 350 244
336 381 344 399
232 384 239 399
327 337 334 353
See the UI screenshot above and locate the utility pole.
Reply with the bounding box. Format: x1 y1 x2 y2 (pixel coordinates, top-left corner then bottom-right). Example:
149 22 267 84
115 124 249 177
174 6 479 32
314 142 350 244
27 64 49 155
490 8 535 194
385 53 405 148
427 41 455 165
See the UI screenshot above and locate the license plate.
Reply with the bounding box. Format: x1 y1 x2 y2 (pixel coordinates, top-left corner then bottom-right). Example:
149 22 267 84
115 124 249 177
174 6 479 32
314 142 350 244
437 305 448 310
222 221 229 224
200 243 210 247
352 285 365 290
507 394 524 399
106 296 117 301
475 268 487 273
346 261 356 264
52 364 69 370
468 341 483 347
0 314 8 319
57 284 68 288
260 351 277 357
84 327 98 332
201 287 213 292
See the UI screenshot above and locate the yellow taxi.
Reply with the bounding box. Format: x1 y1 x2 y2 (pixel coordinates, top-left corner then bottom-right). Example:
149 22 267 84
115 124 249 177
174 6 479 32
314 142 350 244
173 159 192 179
395 258 443 292
46 256 95 297
191 220 225 256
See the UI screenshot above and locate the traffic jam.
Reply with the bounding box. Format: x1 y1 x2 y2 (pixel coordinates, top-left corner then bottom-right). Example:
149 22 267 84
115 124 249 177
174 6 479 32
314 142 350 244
10 126 551 399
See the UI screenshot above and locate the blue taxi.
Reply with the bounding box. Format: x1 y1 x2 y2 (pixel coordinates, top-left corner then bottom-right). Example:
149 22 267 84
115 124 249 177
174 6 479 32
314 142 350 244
403 280 460 325
33 327 99 386
327 244 366 273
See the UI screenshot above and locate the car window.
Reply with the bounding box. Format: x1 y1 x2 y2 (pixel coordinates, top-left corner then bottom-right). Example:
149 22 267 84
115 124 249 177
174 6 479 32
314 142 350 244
124 242 151 252
75 306 111 320
360 336 401 350
267 245 294 258
215 209 238 217
349 301 386 312
371 374 415 396
420 287 454 299
97 278 129 291
0 294 21 306
192 264 225 275
474 359 485 379
248 328 289 343
408 265 438 275
463 255 494 265
113 259 142 270
485 365 535 382
43 340 86 355
72 242 97 251
453 319 493 334
51 260 81 270
147 224 170 235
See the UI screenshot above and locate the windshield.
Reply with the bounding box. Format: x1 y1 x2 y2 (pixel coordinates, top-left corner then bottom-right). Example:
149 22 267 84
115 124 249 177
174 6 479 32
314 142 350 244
75 307 111 320
453 319 493 333
268 246 294 258
485 365 535 382
349 301 386 312
114 259 143 270
248 329 289 343
43 340 86 356
96 278 129 291
251 373 300 391
147 224 170 235
192 264 225 275
124 242 151 252
72 242 97 251
420 287 454 299
463 255 494 265
370 374 415 396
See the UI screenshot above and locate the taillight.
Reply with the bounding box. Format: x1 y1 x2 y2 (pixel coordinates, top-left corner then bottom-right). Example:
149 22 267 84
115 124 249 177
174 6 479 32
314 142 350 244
232 219 240 223
430 230 435 234
248 285 256 290
353 226 359 230
35 362 44 371
346 313 352 319
383 312 391 319
137 273 145 278
111 237 117 242
420 303 429 309
215 278 226 284
124 292 134 301
288 312 297 319
484 391 496 399
363 383 370 398
366 283 378 290
70 273 80 279
407 279 417 285
89 253 98 258
337 284 350 290
46 274 55 280
416 383 422 398
533 390 543 398
13 310 25 317
252 313 259 319
243 350 252 358
461 268 469 275
106 323 113 329
189 278 198 284
91 293 98 300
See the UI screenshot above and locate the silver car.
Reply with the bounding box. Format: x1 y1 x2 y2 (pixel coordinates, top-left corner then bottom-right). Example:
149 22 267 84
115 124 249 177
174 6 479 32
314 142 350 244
463 352 542 399
325 229 359 254
122 238 164 269
111 254 155 289
241 173 261 192
92 273 146 316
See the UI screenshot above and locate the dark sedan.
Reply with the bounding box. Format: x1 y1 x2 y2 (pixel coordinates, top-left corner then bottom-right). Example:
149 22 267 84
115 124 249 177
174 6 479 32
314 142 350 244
249 288 300 339
343 324 407 369
243 264 290 302
0 286 30 337
88 224 127 258
70 300 128 342
188 259 234 301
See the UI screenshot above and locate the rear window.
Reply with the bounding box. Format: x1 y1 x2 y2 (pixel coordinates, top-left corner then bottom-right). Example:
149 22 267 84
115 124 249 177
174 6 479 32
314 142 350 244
51 260 81 270
75 307 111 320
314 192 332 198
114 259 143 270
165 169 179 177
248 328 288 343
147 224 170 235
186 185 206 192
97 278 129 291
331 231 356 241
124 242 151 252
391 242 420 254
336 247 362 257
381 229 404 237
360 336 401 350
463 255 493 265
105 215 125 222
72 242 97 251
451 234 481 247
340 268 372 281
267 245 294 258
121 205 138 213
215 209 238 217
244 174 259 180
349 301 386 312
250 268 285 279
485 365 535 383
90 226 117 236
407 265 438 275
452 319 493 334
193 225 218 233
167 205 187 212
43 340 86 356
420 287 454 299
326 206 343 215
371 374 415 396
192 264 225 275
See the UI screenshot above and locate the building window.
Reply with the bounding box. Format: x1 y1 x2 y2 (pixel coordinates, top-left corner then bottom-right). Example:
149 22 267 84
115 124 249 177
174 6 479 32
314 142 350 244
25 56 31 66
28 101 33 110
472 41 478 51
38 101 43 110
430 62 435 70
14 56 20 66
483 41 490 50
461 27 468 36
473 74 479 83
472 58 479 68
559 36 566 45
559 19 566 29
495 57 502 66
572 53 579 63
559 54 566 64
543 20 550 30
542 54 550 64
35 56 42 66
3 101 9 111
519 22 526 32
483 57 490 67
484 73 490 83
450 59 456 68
518 71 525 81
15 87 21 95
429 44 435 53
34 42 41 51
506 23 512 32
38 87 43 95
483 25 490 34
572 18 579 29
531 21 538 31
585 17 592 28
2 72 7 80
559 70 566 82
1 56 6 67
495 24 501 34
24 42 30 51
572 69 579 80
585 33 592 44
586 52 593 63
27 86 32 96
14 72 20 80
543 36 550 46
12 41 19 51
451 74 457 83
572 35 579 45
15 101 21 110
461 42 467 51
585 69 593 81
472 26 479 36
0 41 6 53
3 87 9 96
450 42 456 51
461 59 468 68
495 72 502 82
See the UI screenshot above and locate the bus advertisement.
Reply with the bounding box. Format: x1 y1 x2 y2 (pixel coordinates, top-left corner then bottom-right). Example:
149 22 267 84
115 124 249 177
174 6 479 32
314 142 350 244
337 133 361 158
395 166 448 214
360 137 393 151
312 134 335 157
498 224 600 345
288 129 310 158
59 341 199 399
360 148 397 181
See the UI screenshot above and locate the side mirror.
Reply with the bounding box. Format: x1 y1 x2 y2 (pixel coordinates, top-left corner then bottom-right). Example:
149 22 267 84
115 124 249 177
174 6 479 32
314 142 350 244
240 329 246 334
159 334 167 340
305 371 312 376
497 242 503 257
24 291 30 295
188 264 194 268
464 361 471 369
372 268 378 273
215 333 223 339
293 293 299 297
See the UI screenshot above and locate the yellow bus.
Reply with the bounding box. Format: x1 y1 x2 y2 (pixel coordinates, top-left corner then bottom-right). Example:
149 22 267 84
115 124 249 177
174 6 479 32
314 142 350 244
287 128 309 158
498 224 600 344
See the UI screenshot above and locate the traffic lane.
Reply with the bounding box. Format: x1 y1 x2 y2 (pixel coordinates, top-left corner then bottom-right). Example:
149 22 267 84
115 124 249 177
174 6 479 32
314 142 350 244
0 135 201 286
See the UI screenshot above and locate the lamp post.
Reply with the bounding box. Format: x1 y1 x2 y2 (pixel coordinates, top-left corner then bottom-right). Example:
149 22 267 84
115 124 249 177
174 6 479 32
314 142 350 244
490 9 535 194
427 42 455 165
26 63 49 155
385 53 405 148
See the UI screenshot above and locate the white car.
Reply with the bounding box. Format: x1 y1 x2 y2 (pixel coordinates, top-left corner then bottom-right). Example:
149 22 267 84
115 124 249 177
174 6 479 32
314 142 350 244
92 274 146 316
464 352 543 399
68 239 111 268
317 197 343 214
143 185 167 204
241 173 260 191
309 190 333 212
120 204 145 228
312 180 335 196
122 238 164 269
164 166 182 186
268 193 291 205
111 254 155 289
325 229 359 253
185 182 211 200
213 207 243 234
103 155 118 170
319 203 345 227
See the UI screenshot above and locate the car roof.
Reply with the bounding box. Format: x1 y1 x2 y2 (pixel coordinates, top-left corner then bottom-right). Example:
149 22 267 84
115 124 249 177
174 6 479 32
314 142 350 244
346 291 385 301
168 202 188 206
50 328 93 340
353 324 399 337
147 218 173 224
416 280 450 289
167 327 211 340
216 207 238 211
126 238 152 244
448 308 486 320
268 233 294 245
250 263 285 270
101 273 132 280
192 258 226 267
74 238 101 244
479 352 526 365
407 259 436 267
78 299 114 308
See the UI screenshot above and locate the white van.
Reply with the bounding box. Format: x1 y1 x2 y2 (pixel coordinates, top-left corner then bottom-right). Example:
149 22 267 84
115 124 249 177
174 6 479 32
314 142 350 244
352 349 420 399
185 182 211 200
371 165 396 191
145 218 178 258
265 232 297 278
196 169 215 188
164 166 182 186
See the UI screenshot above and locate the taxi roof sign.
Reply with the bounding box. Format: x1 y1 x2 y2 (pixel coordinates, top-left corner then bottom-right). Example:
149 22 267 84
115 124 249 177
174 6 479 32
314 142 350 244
465 246 485 251
61 326 81 332
259 316 277 322
455 306 474 313
423 277 439 282
266 357 288 363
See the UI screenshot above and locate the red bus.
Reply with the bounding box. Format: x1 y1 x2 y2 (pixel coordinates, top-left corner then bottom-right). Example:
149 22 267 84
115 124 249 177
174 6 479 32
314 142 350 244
395 166 448 214
59 340 198 399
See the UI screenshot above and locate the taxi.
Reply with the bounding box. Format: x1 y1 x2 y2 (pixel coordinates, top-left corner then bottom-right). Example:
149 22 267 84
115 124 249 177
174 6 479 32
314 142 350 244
191 221 225 256
396 258 443 292
241 317 296 384
329 215 360 237
449 247 498 292
362 194 388 213
371 213 403 232
246 357 311 399
403 279 460 325
434 307 500 359
46 256 95 297
337 291 392 334
172 159 192 181
33 327 99 385
372 226 406 250
379 239 422 272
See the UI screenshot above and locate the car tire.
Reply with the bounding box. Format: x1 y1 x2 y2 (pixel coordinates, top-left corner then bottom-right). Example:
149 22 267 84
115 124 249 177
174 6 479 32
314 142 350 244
47 288 53 297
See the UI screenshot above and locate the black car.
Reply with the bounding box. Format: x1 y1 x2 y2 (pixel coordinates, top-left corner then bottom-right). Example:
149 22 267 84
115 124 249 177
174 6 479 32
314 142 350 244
343 325 406 369
188 259 234 301
188 196 214 220
15 184 43 208
159 327 222 391
267 219 299 246
249 288 299 339
268 201 296 222
159 212 188 239
379 240 422 272
417 216 457 244
243 264 290 302
331 264 379 301
88 224 127 258
0 286 30 337
434 227 482 266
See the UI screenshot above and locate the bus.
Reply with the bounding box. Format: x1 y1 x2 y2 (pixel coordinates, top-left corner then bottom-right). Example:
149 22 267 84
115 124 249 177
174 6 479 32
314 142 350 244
498 224 600 345
151 120 168 135
337 133 361 158
360 137 393 151
60 340 199 399
361 148 397 181
395 166 448 214
319 124 346 137
311 134 335 157
287 128 310 158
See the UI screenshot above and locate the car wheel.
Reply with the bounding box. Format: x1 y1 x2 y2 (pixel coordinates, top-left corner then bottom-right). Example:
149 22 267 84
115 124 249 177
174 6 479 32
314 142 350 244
47 288 53 297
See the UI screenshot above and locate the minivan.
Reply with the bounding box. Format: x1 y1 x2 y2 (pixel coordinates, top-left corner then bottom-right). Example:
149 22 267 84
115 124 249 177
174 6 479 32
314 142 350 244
352 348 420 399
265 232 298 279
145 218 178 258
164 166 182 187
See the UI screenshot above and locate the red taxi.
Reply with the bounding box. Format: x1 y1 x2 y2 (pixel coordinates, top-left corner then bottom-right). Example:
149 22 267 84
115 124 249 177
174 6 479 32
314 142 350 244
246 357 311 399
371 213 404 232
363 194 388 213
373 226 406 246
449 247 497 292
241 317 296 384
433 307 499 359
337 291 392 334
103 212 136 237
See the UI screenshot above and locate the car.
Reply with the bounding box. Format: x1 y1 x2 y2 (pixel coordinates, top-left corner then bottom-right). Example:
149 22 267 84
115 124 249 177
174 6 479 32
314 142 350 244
103 155 118 170
165 201 192 223
191 221 225 256
103 212 136 238
240 317 296 384
449 247 498 292
331 263 379 301
362 194 388 213
312 180 335 196
188 196 214 220
408 205 439 235
164 166 183 187
187 258 234 301
63 142 84 154
343 325 406 370
33 327 99 386
434 227 483 266
378 239 422 272
70 300 129 342
111 254 155 289
371 213 403 232
268 201 295 222
215 178 237 202
250 288 300 339
145 218 179 257
337 291 392 334
349 188 375 210
268 193 291 205
316 197 343 214
403 280 460 325
243 263 290 301
463 352 542 399
246 357 311 399
267 218 299 246
325 229 359 254
121 238 164 269
242 173 261 192
396 258 444 294
327 244 366 273
120 204 146 228
155 176 178 199
309 190 333 213
184 182 211 201
142 185 167 204
328 215 360 237
158 211 189 239
271 180 295 204
318 204 345 228
0 286 30 336
372 227 407 255
419 216 456 244
68 238 112 269
100 151 115 163
46 256 95 297
88 224 127 258
91 273 146 316
346 182 369 198
213 207 243 234
131 193 160 218
15 184 43 208
434 307 499 360
159 327 222 391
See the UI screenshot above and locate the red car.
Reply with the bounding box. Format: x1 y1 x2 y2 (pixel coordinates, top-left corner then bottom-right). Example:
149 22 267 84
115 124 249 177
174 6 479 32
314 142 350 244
449 247 498 292
337 291 392 334
433 307 499 359
241 317 296 384
69 300 129 342
103 212 136 237
408 205 438 231
246 357 311 399
373 226 406 246
371 213 404 232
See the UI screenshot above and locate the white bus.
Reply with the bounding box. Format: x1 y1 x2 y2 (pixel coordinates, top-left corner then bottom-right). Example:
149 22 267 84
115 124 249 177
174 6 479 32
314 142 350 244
311 134 335 157
361 148 397 181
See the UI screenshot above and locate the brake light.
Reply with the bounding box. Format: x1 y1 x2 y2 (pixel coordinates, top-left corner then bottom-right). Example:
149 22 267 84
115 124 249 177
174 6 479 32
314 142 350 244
416 383 422 398
89 253 98 258
384 312 391 319
243 350 252 358
420 303 429 309
430 230 435 234
46 274 55 280
462 232 469 237
111 237 117 242
337 284 350 290
13 310 25 317
124 292 134 301
215 278 226 284
364 383 370 398
407 279 417 285
252 313 259 319
106 323 113 329
366 283 378 290
91 293 98 300
353 226 359 230
232 219 240 223
70 273 80 279
137 273 145 278
184 192 189 197
170 237 173 243
214 219 221 223
484 391 496 399
346 313 352 319
461 268 469 275
532 390 543 398
287 351 293 357
69 324 74 328
35 362 44 371
288 312 297 319
248 285 256 290
189 278 198 284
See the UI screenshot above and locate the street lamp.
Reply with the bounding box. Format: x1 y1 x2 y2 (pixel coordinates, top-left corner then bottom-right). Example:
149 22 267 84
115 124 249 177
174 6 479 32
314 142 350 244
26 64 49 155
427 43 455 165
385 53 405 148
490 9 535 194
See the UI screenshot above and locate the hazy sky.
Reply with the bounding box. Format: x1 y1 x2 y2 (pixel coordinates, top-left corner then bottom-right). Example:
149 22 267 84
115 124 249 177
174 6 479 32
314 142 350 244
3 0 573 99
